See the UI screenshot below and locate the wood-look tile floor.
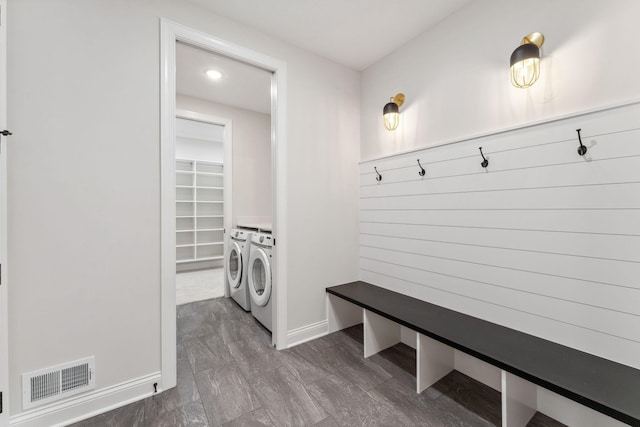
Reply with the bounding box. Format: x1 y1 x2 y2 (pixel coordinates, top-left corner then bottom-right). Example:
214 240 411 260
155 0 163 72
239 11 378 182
71 297 566 427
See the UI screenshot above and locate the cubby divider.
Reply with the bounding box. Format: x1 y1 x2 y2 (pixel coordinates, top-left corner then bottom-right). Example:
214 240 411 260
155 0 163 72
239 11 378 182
416 333 454 394
363 310 400 358
501 371 538 427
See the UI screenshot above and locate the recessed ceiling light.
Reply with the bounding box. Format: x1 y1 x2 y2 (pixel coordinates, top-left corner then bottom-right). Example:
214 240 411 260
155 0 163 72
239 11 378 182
205 69 223 80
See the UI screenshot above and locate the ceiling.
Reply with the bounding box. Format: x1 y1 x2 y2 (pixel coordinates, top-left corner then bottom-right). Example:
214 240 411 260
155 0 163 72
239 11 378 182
189 0 472 70
176 42 273 114
177 0 473 114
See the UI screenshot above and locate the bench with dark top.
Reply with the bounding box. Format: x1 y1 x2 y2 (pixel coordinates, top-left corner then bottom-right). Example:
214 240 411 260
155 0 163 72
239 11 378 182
326 281 640 426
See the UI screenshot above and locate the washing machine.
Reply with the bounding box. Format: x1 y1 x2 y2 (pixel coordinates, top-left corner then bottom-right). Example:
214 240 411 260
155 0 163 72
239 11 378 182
248 232 273 331
226 228 253 311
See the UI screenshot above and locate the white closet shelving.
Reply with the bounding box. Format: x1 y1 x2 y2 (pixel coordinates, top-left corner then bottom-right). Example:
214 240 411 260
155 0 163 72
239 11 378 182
175 159 224 267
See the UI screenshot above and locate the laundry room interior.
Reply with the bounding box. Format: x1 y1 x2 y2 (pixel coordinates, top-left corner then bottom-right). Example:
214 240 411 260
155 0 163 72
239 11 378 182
4 1 640 427
173 41 274 324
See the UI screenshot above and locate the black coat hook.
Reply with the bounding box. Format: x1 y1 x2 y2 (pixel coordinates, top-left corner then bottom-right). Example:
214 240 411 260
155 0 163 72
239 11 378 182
576 128 587 156
479 147 489 168
374 167 382 182
417 159 426 177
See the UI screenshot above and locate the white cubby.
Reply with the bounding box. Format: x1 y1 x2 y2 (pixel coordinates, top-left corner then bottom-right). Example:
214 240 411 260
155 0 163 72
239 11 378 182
325 293 623 427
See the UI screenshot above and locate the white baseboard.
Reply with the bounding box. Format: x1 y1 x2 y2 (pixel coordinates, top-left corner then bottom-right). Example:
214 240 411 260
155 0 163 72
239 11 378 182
287 320 328 348
10 372 161 427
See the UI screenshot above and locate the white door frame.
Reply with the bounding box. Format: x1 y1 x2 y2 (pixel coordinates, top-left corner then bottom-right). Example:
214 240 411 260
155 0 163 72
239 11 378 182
176 109 233 297
0 0 9 424
160 19 288 389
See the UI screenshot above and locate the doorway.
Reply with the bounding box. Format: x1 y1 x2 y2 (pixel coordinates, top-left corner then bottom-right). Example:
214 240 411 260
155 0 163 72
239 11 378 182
174 116 229 305
160 20 288 391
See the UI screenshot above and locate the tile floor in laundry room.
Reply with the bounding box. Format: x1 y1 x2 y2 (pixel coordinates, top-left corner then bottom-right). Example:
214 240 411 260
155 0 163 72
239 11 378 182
175 268 226 305
71 297 565 426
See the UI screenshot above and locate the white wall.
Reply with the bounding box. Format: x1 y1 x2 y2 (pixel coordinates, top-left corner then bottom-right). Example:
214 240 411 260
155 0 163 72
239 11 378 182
176 118 224 163
177 95 271 222
176 136 223 163
7 0 360 418
361 0 640 160
8 1 163 416
176 117 224 142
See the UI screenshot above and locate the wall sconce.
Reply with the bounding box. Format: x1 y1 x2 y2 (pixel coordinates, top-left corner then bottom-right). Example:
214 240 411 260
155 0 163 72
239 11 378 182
510 32 544 88
383 93 405 130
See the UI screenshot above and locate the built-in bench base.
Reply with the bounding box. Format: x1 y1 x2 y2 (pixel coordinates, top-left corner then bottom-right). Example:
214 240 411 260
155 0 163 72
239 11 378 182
327 281 639 427
336 323 565 427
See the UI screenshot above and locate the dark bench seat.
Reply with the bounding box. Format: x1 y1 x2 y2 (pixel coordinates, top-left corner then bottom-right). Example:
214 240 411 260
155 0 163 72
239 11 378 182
326 281 640 426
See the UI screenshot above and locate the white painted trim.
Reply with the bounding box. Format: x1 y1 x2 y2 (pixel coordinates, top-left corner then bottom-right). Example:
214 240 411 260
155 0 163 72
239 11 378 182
160 19 178 391
286 320 328 348
0 0 9 425
160 22 288 379
9 372 160 427
270 63 288 350
175 109 233 298
360 98 640 164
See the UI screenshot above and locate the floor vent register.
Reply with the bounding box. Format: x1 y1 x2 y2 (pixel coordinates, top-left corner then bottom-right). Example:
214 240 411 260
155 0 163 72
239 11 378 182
22 356 95 409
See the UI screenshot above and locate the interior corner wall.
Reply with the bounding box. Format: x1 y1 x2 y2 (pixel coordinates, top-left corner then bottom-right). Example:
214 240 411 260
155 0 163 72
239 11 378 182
361 0 640 160
176 95 272 222
7 0 360 418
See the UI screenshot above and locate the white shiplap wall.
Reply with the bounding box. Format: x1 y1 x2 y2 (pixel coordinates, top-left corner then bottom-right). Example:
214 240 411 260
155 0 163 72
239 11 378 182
359 102 640 369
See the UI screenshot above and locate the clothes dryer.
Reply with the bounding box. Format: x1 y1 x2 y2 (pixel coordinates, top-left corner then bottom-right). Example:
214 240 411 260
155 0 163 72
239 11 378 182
226 228 253 311
248 232 273 331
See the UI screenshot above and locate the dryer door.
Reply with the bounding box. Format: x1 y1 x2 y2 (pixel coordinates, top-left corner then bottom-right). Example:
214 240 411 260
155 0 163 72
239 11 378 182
249 248 271 306
227 241 243 289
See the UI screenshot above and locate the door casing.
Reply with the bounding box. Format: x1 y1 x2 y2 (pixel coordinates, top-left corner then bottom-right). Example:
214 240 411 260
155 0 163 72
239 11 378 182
160 19 288 390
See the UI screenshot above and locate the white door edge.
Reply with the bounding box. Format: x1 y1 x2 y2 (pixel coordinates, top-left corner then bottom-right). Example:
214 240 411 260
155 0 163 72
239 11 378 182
0 0 10 424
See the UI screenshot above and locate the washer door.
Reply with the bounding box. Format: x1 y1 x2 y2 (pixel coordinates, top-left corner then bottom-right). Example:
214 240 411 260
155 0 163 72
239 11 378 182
226 241 243 289
249 248 271 306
